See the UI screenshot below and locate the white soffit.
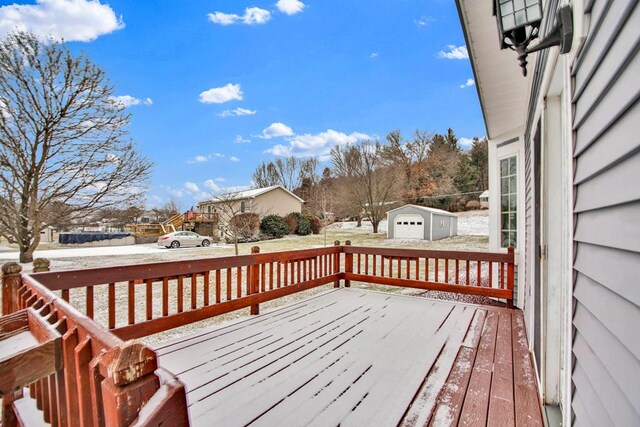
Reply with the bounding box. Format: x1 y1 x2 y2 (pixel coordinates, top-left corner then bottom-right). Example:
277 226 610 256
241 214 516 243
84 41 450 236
457 0 531 139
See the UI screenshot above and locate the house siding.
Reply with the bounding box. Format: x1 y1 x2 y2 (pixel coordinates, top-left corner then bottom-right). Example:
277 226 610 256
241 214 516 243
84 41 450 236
253 187 303 217
572 0 640 425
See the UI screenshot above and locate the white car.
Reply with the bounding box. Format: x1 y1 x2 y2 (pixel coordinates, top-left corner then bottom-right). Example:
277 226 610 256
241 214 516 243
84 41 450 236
157 231 212 249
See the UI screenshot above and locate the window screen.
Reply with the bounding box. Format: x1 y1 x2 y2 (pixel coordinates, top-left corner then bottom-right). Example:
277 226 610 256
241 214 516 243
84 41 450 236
500 156 518 247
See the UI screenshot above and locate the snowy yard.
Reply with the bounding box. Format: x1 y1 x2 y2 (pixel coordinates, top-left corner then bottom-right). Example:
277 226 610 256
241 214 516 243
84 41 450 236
0 211 489 271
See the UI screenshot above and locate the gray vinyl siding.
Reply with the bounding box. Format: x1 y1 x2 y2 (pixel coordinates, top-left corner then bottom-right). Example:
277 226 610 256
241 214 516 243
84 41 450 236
431 214 454 241
572 0 640 425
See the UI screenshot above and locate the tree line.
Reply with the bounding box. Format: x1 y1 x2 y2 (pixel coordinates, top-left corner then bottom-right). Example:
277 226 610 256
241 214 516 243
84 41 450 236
252 130 488 233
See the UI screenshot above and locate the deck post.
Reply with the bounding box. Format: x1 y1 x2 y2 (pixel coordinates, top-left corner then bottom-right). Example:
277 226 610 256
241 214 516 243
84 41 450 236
344 241 352 288
98 342 161 426
2 262 22 316
333 241 340 288
250 246 260 315
33 258 51 273
507 246 515 309
1 264 22 427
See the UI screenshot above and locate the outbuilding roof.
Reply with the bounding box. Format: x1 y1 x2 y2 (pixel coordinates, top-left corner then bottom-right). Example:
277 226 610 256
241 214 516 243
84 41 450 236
385 204 457 217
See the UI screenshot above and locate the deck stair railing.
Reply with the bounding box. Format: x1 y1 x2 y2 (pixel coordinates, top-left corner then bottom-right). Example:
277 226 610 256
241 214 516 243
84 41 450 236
1 243 513 426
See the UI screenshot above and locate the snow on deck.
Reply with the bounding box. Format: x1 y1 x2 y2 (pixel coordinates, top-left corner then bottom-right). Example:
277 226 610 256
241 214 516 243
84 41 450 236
154 288 542 426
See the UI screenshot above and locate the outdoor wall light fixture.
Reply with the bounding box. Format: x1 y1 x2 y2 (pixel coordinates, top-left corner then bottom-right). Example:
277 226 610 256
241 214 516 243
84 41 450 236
495 1 573 76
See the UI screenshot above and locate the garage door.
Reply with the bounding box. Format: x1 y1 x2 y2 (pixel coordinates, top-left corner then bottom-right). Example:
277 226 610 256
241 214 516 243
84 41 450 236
394 214 425 239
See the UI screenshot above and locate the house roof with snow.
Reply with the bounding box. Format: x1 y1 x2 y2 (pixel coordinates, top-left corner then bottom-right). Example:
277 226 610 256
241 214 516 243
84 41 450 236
197 185 304 206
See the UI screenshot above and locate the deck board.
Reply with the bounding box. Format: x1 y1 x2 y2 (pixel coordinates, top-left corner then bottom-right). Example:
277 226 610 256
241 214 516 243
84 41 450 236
154 288 543 427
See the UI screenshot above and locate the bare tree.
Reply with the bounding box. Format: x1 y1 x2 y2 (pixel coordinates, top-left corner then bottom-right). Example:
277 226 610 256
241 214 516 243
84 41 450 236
331 140 401 233
381 130 432 202
251 157 318 193
207 192 262 255
0 32 152 262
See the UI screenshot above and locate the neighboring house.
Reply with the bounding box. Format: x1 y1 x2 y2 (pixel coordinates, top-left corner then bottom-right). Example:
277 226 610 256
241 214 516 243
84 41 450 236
457 0 639 425
478 190 489 209
386 205 458 240
197 185 304 220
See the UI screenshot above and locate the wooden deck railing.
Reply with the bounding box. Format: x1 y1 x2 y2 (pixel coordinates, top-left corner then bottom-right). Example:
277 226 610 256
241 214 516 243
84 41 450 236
1 260 189 427
1 243 514 426
29 245 342 341
342 242 515 307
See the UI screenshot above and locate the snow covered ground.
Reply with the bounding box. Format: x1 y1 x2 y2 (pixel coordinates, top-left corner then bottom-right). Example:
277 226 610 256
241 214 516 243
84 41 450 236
0 242 226 261
328 210 489 237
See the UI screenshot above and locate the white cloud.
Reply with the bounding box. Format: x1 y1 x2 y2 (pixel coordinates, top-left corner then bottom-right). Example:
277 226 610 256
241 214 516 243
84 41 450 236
111 95 153 108
258 122 294 139
184 182 199 193
208 7 271 25
204 179 221 192
229 156 240 162
276 0 305 15
370 52 379 58
266 129 370 159
213 153 225 158
235 135 251 144
170 188 184 198
459 78 475 88
215 177 226 182
438 45 469 60
199 83 243 104
0 0 124 42
207 12 240 25
218 107 256 117
188 155 209 164
243 7 271 24
458 137 476 149
414 16 434 27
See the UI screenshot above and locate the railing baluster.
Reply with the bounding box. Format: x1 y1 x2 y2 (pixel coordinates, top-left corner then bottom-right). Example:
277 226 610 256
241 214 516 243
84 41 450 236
177 275 184 313
405 258 410 280
191 273 198 310
162 277 169 316
261 263 266 291
215 270 221 303
456 259 460 284
435 258 439 282
108 283 116 329
269 262 274 289
466 260 471 286
445 259 449 283
237 267 242 298
74 337 93 427
226 269 232 301
147 279 153 320
277 262 282 288
61 289 69 302
489 262 493 289
204 271 210 306
128 280 135 324
477 261 482 287
86 286 94 319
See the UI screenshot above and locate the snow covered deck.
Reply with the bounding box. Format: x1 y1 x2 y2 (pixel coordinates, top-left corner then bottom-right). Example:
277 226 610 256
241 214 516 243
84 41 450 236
154 288 542 426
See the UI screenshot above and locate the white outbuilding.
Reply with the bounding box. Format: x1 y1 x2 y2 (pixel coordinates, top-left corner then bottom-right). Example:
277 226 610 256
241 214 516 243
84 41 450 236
386 205 458 240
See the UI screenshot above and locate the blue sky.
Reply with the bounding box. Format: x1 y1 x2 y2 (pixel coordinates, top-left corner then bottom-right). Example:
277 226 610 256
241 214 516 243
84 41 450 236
0 0 484 209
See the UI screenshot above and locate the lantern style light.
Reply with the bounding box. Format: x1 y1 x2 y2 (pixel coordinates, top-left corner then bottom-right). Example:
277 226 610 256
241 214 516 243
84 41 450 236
495 2 573 76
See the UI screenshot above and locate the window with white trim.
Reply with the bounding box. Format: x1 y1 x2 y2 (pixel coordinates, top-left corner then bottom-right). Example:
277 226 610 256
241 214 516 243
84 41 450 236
500 156 517 248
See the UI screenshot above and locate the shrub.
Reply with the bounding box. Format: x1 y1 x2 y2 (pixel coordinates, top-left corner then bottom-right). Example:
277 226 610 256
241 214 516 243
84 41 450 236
287 212 313 235
260 215 288 238
284 214 298 234
296 216 312 235
304 213 322 234
228 213 259 239
466 200 481 210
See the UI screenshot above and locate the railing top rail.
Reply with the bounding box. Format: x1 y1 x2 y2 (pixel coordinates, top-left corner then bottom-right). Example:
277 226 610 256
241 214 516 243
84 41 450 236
20 273 122 350
342 245 514 263
30 245 342 291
